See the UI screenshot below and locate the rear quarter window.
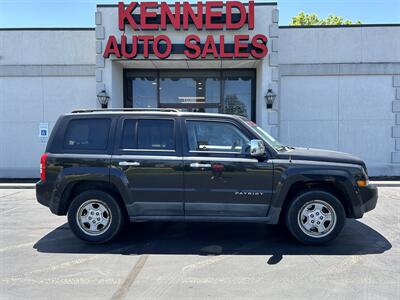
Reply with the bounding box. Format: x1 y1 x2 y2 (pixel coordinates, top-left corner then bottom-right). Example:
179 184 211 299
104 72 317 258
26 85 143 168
63 118 111 150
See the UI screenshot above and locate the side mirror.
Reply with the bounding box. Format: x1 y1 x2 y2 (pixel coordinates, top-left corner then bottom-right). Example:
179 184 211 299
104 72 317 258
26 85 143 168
249 139 266 157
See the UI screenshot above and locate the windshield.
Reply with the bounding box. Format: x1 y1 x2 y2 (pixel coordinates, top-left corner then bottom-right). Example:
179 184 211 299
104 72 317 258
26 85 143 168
241 118 287 150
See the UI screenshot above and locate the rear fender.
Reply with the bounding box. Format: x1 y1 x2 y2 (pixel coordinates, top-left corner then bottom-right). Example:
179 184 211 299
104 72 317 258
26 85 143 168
52 167 110 214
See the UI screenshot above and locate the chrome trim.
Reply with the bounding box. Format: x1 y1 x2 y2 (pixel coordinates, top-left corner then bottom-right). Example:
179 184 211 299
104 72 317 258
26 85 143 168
250 139 266 157
120 148 176 152
184 156 258 163
190 162 212 168
196 145 242 150
112 155 259 163
189 150 242 155
113 155 182 161
119 161 140 166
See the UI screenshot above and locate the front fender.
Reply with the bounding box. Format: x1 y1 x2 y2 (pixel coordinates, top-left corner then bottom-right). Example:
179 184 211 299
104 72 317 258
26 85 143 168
268 160 362 223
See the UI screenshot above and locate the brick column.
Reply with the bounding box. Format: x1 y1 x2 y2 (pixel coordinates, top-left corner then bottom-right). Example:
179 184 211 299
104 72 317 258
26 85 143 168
95 10 105 108
267 8 280 139
392 75 400 163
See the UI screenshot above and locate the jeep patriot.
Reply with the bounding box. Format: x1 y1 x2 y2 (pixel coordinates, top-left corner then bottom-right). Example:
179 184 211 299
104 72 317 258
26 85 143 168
36 108 378 244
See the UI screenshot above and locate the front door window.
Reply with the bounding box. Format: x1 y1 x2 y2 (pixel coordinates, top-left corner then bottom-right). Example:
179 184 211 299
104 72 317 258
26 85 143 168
186 120 250 154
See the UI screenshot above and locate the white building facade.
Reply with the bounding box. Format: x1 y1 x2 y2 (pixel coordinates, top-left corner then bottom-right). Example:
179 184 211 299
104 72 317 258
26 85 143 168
0 1 399 178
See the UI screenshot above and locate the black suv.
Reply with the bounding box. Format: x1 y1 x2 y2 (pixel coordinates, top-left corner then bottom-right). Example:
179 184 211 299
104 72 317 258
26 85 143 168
36 109 377 245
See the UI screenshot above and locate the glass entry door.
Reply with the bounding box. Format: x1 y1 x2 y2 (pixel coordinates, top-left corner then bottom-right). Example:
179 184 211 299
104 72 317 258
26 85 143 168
159 71 221 113
124 69 256 120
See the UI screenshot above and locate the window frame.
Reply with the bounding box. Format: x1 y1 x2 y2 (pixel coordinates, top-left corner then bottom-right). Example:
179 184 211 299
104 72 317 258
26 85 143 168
114 116 178 155
119 119 138 150
123 69 256 121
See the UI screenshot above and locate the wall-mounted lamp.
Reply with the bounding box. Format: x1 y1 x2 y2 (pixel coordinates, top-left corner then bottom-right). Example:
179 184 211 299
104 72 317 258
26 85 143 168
265 89 276 109
97 90 110 109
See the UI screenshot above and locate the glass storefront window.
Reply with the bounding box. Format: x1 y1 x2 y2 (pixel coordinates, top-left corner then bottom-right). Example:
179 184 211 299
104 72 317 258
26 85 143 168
124 70 255 121
222 70 254 120
125 71 158 108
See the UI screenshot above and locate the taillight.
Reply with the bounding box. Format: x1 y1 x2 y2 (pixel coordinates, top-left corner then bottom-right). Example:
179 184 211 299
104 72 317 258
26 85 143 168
40 153 48 182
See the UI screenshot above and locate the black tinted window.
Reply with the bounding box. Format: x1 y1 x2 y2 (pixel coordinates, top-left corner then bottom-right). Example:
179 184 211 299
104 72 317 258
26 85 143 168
137 119 175 150
187 121 249 153
64 118 110 150
120 119 136 149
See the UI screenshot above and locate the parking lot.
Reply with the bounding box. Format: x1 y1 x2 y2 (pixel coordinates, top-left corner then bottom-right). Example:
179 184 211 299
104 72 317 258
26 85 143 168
0 186 399 300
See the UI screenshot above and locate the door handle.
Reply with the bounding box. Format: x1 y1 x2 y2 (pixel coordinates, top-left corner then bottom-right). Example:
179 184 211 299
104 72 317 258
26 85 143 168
119 161 141 167
190 162 211 168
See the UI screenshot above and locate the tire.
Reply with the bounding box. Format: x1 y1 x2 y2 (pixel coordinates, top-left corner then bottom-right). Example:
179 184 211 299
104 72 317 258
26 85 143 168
285 190 346 245
67 190 125 243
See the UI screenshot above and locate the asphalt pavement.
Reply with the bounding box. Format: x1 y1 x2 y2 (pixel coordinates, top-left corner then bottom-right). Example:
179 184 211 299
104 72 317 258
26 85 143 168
0 187 399 299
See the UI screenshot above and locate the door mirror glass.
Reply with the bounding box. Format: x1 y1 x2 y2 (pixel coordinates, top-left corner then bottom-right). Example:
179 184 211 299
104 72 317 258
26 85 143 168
249 139 265 157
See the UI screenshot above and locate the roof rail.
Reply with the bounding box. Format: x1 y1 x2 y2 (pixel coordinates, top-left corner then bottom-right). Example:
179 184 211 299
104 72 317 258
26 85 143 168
71 108 180 113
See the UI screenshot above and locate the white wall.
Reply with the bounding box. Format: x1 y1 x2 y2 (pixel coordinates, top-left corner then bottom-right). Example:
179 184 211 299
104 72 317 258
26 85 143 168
279 26 400 176
0 30 96 178
279 26 400 64
0 30 96 65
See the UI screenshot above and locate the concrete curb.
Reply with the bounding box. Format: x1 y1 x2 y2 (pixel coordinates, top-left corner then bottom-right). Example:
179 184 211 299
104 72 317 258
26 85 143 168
0 184 36 189
370 182 400 187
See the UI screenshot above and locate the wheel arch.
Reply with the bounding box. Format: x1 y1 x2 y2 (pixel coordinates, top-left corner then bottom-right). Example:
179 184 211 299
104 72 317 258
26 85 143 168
59 180 128 217
271 170 358 223
278 180 353 223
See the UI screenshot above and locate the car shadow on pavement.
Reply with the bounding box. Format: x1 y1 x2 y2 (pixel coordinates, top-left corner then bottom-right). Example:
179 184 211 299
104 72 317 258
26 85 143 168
33 219 391 263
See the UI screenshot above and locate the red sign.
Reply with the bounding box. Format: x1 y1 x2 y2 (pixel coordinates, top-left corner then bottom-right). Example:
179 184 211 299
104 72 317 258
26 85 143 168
103 1 268 60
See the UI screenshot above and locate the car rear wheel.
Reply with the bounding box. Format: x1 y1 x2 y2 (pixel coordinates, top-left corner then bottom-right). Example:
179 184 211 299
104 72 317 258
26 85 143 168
285 190 346 245
67 190 125 243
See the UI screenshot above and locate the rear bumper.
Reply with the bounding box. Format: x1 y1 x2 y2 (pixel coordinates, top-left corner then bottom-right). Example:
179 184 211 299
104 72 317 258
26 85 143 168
36 180 62 215
352 185 378 218
36 180 50 207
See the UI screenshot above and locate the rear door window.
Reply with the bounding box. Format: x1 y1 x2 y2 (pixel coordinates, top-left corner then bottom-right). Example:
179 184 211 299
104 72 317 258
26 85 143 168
63 118 111 150
137 119 175 151
119 118 175 152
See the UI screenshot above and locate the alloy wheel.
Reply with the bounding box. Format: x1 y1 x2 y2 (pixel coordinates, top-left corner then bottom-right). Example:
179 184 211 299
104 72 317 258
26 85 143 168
76 199 112 236
297 200 337 238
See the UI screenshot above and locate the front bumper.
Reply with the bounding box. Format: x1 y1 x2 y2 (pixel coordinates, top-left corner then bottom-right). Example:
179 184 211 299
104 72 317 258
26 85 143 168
352 184 378 218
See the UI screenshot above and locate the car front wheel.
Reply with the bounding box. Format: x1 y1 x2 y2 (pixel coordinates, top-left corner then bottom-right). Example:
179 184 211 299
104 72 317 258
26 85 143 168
285 190 346 245
67 190 125 243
